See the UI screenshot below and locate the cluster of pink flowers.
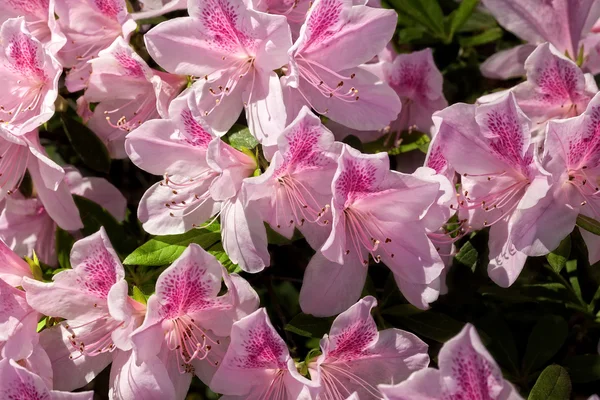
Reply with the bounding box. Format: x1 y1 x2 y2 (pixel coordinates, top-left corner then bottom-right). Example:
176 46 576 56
1 0 600 398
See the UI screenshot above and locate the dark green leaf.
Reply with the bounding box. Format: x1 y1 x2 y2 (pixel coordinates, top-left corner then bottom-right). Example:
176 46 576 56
74 195 136 255
55 228 75 270
61 116 111 173
454 241 478 271
398 26 428 44
565 259 582 300
123 224 221 266
458 10 498 32
285 313 335 338
523 316 568 374
576 214 600 236
381 304 425 317
132 286 148 305
546 236 571 273
564 355 600 383
459 28 503 47
207 243 241 274
449 0 479 39
388 0 446 39
528 365 571 400
227 124 259 151
476 313 519 374
391 311 464 342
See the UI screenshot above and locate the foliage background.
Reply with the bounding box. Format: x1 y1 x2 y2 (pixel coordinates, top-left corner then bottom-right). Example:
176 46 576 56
33 0 600 398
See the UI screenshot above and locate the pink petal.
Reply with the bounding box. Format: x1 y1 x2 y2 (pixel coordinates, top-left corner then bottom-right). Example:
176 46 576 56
379 368 441 400
480 44 536 80
0 238 33 286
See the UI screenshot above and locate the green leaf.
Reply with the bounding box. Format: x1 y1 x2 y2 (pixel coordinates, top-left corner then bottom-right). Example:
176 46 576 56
563 355 600 383
388 0 446 39
576 214 600 236
207 243 241 274
285 313 335 338
448 0 479 39
390 311 464 342
55 228 75 270
457 10 498 32
565 259 582 300
25 252 43 281
476 313 519 374
132 286 147 305
37 317 47 333
454 241 478 272
397 26 427 44
459 27 503 47
546 236 571 273
123 224 221 266
523 316 568 374
528 365 571 400
74 195 137 255
61 116 111 173
227 124 259 151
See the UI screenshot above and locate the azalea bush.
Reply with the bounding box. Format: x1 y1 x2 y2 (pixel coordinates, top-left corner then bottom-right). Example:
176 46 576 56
2 0 600 399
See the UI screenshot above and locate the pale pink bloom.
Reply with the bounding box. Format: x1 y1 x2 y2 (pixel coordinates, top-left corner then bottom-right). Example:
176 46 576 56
126 96 270 272
144 0 292 144
480 0 600 79
54 0 137 92
0 166 126 265
0 277 39 361
244 106 341 250
22 228 146 391
432 93 545 288
84 37 186 158
309 296 430 400
0 0 64 53
381 48 448 141
0 358 93 399
379 324 523 400
12 343 54 389
0 239 32 286
283 0 400 132
300 144 448 316
131 244 259 399
132 0 188 20
249 0 312 40
0 17 62 136
510 92 600 265
479 43 597 135
210 308 318 399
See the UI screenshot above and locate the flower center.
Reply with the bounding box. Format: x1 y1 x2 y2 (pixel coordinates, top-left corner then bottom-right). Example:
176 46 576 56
65 315 124 359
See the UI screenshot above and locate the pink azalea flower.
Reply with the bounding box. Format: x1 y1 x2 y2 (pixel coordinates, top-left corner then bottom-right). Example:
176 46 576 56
0 358 93 400
22 228 146 391
144 0 292 144
309 296 430 399
0 239 32 286
480 0 600 79
479 43 598 134
282 0 401 132
126 96 270 272
0 0 64 52
379 324 523 400
0 166 126 265
130 244 259 399
244 106 342 250
54 0 137 92
381 48 448 141
0 277 39 361
210 308 318 399
510 92 600 265
0 17 62 136
299 144 449 316
432 92 545 287
249 0 312 40
132 0 188 20
84 37 186 158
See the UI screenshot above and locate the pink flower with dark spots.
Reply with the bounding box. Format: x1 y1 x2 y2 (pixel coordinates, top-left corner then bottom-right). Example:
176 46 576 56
510 92 600 266
282 0 401 132
382 48 448 141
249 0 312 40
144 0 293 144
244 106 342 251
210 308 318 399
480 0 600 79
84 38 186 158
432 93 546 288
130 244 259 399
300 144 451 316
309 296 430 400
54 0 137 92
0 276 39 361
379 324 523 400
22 228 146 391
0 359 93 400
